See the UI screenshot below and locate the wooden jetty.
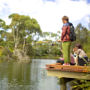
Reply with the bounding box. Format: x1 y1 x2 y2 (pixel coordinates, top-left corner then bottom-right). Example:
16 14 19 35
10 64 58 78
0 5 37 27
46 63 90 90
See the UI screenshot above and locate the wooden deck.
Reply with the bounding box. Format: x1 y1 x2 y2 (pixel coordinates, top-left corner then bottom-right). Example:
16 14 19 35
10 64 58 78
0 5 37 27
46 63 90 80
46 63 90 90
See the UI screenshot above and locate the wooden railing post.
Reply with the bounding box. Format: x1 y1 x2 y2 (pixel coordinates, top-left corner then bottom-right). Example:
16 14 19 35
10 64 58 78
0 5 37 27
60 78 66 90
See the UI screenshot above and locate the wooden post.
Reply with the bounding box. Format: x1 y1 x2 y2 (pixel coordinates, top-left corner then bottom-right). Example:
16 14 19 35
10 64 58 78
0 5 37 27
60 78 66 90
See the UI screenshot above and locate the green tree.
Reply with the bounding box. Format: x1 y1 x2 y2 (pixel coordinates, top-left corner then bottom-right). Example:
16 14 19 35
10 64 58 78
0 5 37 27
9 13 42 54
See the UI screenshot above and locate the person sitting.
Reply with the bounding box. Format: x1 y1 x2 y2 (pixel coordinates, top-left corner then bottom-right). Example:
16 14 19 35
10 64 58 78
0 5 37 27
73 44 88 66
56 54 75 65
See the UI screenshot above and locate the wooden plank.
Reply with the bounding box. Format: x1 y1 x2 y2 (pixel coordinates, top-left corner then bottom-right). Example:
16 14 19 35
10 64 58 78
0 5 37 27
46 64 90 73
47 70 90 80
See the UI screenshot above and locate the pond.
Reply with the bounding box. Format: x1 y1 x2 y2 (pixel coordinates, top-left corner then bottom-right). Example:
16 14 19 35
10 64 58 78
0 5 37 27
0 59 61 90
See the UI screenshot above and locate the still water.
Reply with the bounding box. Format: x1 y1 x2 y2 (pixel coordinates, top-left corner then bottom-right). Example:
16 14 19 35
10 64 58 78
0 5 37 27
0 59 60 90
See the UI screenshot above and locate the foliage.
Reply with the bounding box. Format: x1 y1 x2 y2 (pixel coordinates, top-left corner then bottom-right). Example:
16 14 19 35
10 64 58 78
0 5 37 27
70 80 90 90
0 14 90 60
74 24 90 58
0 13 42 60
33 40 62 58
9 13 42 50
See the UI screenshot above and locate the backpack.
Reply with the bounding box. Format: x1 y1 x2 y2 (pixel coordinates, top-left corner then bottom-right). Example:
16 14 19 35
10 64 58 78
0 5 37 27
69 23 76 42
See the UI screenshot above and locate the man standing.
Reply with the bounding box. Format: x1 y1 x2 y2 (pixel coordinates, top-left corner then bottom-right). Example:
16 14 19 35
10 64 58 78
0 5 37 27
59 16 71 65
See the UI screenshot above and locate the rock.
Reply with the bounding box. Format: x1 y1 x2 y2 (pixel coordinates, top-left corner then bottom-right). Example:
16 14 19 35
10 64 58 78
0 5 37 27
13 49 30 62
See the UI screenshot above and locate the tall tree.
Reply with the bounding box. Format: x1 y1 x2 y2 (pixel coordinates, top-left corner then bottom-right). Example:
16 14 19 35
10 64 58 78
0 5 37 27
9 13 42 52
75 24 88 44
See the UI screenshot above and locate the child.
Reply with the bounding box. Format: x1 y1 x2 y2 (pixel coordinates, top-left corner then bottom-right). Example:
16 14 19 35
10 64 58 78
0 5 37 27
56 54 75 65
73 44 88 66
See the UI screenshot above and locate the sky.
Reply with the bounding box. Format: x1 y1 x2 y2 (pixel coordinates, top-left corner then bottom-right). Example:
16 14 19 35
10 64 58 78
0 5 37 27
0 0 90 33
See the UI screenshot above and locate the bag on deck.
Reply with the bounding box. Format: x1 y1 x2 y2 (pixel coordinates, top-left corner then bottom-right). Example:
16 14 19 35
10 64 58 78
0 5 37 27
78 56 88 66
69 23 76 42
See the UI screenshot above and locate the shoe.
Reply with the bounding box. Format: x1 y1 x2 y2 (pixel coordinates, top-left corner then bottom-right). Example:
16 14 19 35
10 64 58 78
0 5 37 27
63 63 70 66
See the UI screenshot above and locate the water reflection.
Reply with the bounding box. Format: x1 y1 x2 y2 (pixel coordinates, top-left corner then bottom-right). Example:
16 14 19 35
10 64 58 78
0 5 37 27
0 59 60 90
